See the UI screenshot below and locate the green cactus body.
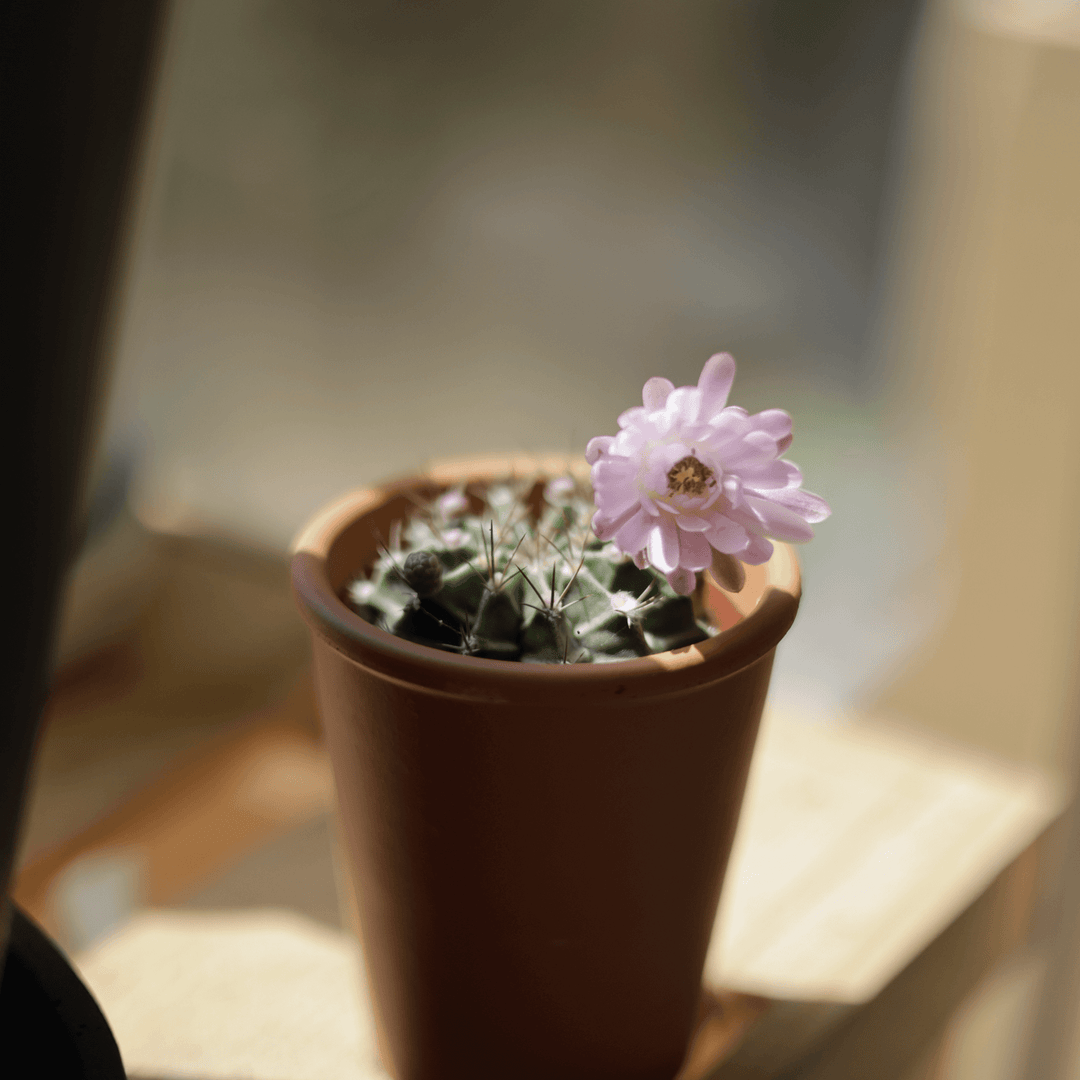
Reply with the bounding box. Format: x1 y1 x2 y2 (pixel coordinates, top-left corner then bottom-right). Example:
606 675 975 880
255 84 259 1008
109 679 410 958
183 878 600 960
343 478 717 663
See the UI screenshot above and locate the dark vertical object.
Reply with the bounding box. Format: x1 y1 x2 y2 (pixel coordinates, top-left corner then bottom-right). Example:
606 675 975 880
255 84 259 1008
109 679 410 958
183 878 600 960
0 904 127 1077
0 0 169 965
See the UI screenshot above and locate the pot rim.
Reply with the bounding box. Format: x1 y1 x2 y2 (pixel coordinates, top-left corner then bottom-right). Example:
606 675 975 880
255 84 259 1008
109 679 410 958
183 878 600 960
291 455 801 701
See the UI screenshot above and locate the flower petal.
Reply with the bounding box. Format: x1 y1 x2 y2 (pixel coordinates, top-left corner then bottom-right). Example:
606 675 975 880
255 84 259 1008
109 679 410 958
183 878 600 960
742 534 774 565
585 435 614 464
591 467 641 518
722 474 744 509
698 353 736 419
679 530 713 571
721 430 779 468
703 407 751 451
632 549 649 569
750 408 792 443
643 376 675 411
592 455 637 485
766 486 832 523
662 386 702 426
592 503 639 541
742 459 802 490
647 514 681 573
617 405 648 430
615 509 653 553
704 516 750 554
675 513 712 531
744 495 816 542
666 567 697 596
593 487 640 519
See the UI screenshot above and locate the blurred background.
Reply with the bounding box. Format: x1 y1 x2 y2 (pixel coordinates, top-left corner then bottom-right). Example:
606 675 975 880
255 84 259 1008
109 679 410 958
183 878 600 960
16 1 1080 1078
91 0 934 717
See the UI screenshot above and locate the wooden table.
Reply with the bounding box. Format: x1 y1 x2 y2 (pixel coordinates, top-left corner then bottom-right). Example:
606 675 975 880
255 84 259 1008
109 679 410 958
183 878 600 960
14 662 1060 1080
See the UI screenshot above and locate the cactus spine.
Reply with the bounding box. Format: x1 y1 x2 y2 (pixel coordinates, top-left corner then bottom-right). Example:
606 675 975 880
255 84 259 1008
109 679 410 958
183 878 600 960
344 476 715 663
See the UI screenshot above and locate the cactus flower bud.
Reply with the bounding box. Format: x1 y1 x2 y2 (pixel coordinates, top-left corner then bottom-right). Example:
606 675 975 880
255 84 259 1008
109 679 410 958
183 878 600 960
403 550 444 598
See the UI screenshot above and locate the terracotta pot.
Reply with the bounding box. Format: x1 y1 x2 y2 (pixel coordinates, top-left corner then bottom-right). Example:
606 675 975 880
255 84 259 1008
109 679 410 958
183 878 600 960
292 457 800 1080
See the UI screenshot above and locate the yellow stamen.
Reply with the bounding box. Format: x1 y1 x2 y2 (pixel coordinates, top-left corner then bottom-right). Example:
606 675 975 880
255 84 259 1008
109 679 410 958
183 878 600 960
666 455 716 498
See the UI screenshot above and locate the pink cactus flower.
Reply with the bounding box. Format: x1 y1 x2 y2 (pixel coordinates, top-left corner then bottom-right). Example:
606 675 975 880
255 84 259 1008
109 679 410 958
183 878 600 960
586 353 830 595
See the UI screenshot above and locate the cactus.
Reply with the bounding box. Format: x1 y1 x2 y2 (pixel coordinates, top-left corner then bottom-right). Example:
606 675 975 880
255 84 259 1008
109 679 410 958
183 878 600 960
343 475 716 664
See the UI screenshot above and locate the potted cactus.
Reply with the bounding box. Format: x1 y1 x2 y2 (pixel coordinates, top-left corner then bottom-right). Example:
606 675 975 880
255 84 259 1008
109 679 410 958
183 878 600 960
292 354 829 1080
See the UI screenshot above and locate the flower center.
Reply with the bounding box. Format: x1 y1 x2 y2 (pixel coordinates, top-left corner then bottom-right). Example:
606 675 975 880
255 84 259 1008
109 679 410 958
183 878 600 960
666 455 715 498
